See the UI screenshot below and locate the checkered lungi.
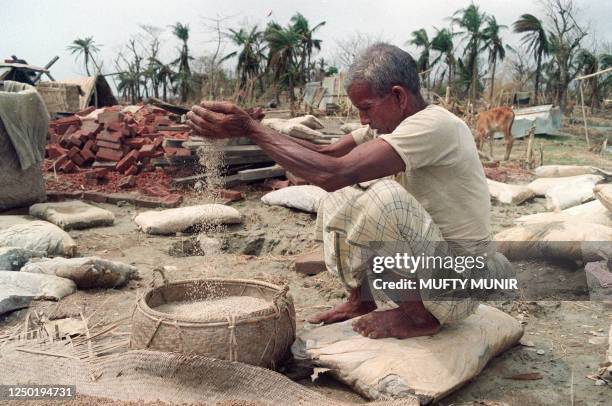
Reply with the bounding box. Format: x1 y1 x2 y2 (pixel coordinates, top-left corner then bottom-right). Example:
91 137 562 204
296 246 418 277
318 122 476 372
315 179 509 325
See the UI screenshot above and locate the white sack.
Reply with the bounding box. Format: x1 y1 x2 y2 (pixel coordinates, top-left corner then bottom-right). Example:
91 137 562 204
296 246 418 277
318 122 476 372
29 200 114 230
594 184 612 213
515 200 612 227
495 221 612 262
0 271 76 315
0 247 45 271
261 185 328 213
534 165 611 178
21 256 139 289
545 179 599 211
487 179 535 205
292 305 522 403
0 221 76 257
340 122 363 134
261 119 323 140
134 204 242 235
527 174 603 196
287 115 324 130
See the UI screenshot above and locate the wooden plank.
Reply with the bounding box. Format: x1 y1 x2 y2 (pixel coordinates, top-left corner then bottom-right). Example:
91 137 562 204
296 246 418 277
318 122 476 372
172 173 207 186
156 125 189 132
238 165 285 181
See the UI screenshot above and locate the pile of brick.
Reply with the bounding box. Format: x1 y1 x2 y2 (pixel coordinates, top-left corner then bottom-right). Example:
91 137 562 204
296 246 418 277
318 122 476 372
45 105 193 176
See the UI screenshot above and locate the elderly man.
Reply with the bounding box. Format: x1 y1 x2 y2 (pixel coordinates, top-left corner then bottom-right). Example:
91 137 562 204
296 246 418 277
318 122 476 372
188 43 507 339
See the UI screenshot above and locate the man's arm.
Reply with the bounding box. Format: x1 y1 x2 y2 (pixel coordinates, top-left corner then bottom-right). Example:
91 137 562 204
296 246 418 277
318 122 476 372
285 133 359 157
248 124 404 191
186 101 404 191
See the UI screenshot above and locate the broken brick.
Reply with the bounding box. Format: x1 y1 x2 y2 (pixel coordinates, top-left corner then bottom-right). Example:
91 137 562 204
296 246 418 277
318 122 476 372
81 120 103 135
59 160 76 173
97 130 123 143
79 148 96 165
106 121 123 132
118 175 136 189
125 137 146 148
67 146 80 159
115 150 138 173
143 185 170 197
215 189 243 202
97 110 123 124
164 147 178 156
96 140 122 150
138 143 156 158
294 248 326 275
96 147 124 162
45 144 68 160
124 165 139 176
174 148 192 157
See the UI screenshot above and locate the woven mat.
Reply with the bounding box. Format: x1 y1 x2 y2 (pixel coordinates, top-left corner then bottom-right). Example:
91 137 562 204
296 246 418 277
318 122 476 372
0 343 418 406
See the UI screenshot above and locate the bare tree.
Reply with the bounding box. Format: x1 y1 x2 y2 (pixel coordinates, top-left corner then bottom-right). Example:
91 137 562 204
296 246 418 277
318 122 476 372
542 0 588 114
333 31 386 69
200 14 235 99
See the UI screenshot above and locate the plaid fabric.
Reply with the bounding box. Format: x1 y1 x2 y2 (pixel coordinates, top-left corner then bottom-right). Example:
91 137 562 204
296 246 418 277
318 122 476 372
315 179 489 325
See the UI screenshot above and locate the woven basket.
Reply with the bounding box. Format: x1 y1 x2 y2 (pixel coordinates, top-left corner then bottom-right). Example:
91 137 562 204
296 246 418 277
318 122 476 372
130 274 296 369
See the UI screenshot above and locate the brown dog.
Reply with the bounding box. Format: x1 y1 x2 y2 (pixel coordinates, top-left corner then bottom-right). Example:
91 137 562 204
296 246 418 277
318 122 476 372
475 107 515 161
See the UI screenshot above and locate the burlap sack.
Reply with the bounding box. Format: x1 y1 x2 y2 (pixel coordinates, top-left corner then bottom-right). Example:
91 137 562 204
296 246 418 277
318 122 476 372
0 120 45 211
29 200 115 230
261 185 328 213
487 179 535 205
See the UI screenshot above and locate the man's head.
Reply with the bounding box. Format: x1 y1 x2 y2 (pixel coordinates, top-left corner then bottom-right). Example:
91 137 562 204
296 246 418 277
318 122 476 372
345 43 426 133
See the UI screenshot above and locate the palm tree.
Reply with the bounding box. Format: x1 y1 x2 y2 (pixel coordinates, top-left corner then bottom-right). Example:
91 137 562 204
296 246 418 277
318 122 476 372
264 21 301 114
67 36 101 76
481 16 506 100
170 22 192 102
576 49 600 109
290 13 325 85
409 29 432 89
513 14 549 104
431 28 456 87
452 3 487 101
222 26 265 91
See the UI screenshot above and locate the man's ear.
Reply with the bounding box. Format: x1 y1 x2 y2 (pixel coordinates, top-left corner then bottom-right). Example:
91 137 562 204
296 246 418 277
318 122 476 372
391 86 410 110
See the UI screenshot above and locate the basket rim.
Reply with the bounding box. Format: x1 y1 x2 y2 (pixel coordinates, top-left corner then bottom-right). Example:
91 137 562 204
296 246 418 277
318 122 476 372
136 277 293 326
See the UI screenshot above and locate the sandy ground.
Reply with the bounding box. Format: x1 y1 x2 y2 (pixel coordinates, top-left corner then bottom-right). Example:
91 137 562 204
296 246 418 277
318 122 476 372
1 117 611 405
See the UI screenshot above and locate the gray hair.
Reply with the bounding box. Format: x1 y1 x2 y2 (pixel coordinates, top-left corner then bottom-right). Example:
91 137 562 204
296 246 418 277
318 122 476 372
345 43 420 96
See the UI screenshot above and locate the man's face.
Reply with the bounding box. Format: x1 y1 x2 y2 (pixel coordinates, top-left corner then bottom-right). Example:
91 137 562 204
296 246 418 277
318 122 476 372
347 80 405 134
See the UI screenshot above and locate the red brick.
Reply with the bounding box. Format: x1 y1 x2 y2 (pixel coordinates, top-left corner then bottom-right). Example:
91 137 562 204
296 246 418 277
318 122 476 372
106 121 123 132
118 175 136 188
142 185 170 197
72 151 86 167
124 165 139 176
138 143 156 158
59 160 76 173
83 139 96 153
160 194 183 208
96 148 124 162
164 147 177 156
45 144 68 160
97 130 123 143
67 146 80 158
85 168 108 180
115 150 138 173
97 110 123 124
142 132 161 139
127 123 139 137
80 148 95 165
64 125 78 136
125 137 146 148
215 189 243 202
52 153 70 168
81 120 103 135
174 148 191 157
96 140 122 150
153 136 164 148
294 248 326 275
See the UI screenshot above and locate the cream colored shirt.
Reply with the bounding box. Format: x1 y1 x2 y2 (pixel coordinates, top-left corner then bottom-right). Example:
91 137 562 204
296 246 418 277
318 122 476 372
351 104 491 242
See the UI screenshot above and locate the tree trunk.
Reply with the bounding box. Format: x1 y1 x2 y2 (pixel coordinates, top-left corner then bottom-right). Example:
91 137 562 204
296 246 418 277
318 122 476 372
534 51 542 105
489 57 496 101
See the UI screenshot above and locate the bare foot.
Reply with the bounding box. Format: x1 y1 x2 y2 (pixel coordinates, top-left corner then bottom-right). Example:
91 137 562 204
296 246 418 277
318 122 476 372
307 289 375 324
352 307 440 339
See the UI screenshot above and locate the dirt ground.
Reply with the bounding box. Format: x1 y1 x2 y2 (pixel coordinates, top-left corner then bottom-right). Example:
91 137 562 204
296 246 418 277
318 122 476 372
1 114 611 405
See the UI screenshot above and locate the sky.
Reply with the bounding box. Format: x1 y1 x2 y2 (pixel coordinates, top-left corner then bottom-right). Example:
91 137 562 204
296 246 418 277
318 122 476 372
2 0 611 84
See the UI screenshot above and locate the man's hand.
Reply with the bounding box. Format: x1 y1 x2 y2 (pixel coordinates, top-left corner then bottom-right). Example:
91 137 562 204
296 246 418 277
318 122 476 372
186 101 260 139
